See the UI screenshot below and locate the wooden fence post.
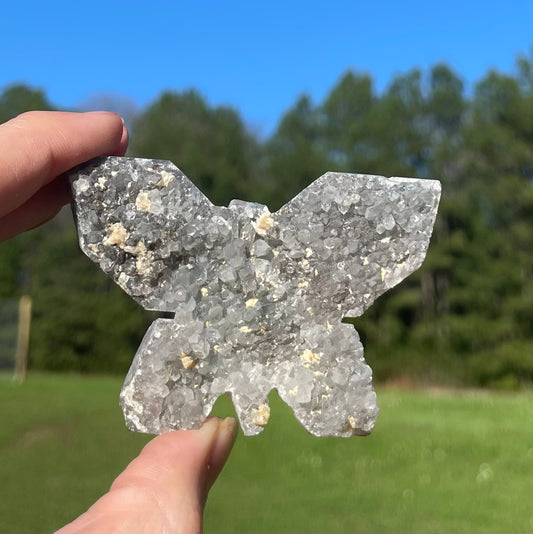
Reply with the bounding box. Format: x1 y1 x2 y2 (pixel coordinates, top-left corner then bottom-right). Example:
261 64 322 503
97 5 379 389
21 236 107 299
14 295 32 383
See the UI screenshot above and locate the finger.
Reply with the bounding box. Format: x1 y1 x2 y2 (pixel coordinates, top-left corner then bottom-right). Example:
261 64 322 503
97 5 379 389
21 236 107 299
56 417 238 534
0 111 127 218
0 177 70 242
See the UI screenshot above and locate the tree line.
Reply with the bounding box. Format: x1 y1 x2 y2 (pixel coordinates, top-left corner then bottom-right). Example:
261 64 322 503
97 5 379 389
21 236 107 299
1 50 533 387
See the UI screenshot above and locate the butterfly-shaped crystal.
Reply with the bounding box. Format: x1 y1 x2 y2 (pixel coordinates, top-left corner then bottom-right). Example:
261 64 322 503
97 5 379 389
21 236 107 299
69 157 440 437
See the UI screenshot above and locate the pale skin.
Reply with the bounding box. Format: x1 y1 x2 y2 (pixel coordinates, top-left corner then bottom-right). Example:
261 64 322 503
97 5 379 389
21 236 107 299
0 111 237 533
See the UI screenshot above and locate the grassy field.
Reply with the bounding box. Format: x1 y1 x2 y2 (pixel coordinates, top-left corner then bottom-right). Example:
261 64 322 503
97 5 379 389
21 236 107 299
1 373 533 533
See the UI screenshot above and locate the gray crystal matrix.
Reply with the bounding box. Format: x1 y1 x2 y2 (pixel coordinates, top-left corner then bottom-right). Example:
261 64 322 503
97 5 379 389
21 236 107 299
68 157 441 437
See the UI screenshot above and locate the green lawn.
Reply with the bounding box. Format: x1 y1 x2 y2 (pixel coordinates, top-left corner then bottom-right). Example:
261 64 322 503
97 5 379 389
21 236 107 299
1 373 533 533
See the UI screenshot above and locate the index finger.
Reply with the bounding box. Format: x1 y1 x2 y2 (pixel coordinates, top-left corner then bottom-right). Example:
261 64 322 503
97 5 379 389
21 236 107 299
0 111 128 218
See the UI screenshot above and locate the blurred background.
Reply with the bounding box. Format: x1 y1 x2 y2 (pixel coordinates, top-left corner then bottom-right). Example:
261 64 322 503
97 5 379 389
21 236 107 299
1 1 533 532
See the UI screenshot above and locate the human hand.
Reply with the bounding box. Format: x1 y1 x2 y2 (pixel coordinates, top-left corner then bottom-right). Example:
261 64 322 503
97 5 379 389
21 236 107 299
0 111 238 532
56 418 238 533
0 110 128 242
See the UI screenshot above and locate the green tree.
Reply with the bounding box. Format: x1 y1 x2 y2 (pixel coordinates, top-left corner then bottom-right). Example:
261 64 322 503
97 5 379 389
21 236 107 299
0 84 55 302
0 84 151 374
25 220 151 373
320 72 375 170
0 84 53 123
261 94 332 209
129 90 260 206
3 53 533 388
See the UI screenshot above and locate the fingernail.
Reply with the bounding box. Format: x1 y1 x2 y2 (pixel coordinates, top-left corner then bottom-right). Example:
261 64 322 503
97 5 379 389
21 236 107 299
84 111 116 116
217 417 238 452
205 417 238 490
83 111 124 123
197 417 222 441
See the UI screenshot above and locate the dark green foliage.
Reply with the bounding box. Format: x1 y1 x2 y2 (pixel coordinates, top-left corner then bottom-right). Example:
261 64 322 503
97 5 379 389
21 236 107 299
261 94 333 209
23 219 151 373
128 90 260 206
2 53 533 387
0 239 21 298
262 57 533 388
0 81 153 373
0 84 54 123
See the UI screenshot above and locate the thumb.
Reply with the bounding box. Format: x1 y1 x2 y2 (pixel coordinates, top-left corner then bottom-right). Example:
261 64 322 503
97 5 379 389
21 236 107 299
56 417 238 534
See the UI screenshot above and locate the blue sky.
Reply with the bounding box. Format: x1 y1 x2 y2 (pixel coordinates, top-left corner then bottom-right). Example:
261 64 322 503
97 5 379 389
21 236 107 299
1 1 532 137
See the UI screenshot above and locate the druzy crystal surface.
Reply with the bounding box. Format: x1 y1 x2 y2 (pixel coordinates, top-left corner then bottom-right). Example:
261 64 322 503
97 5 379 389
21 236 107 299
69 157 441 437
